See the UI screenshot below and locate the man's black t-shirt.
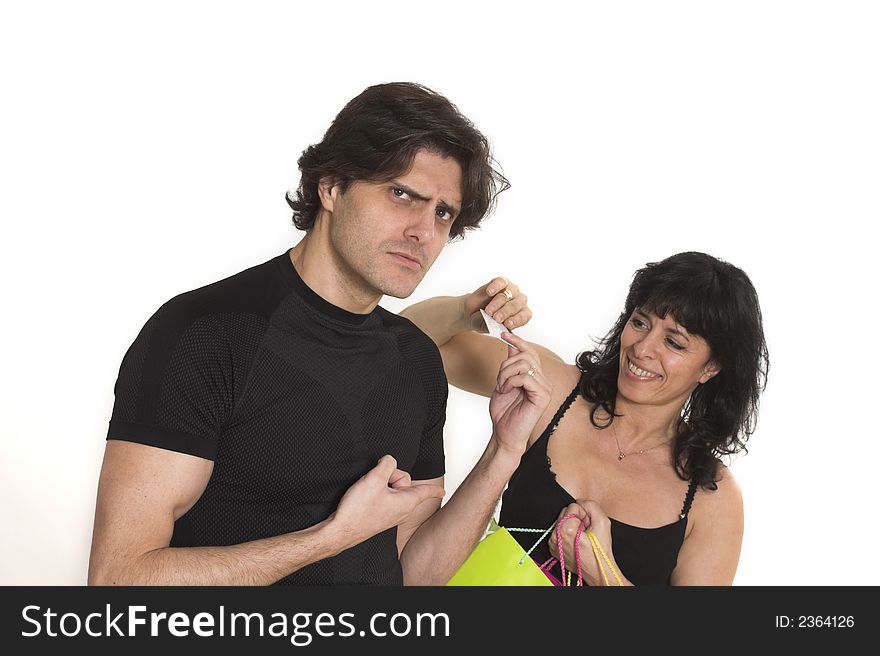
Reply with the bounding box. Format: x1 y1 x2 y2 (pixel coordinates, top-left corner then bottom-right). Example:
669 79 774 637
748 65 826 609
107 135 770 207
106 249 447 585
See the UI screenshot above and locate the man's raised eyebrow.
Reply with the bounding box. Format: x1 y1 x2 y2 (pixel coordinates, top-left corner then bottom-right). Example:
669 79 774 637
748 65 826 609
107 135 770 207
391 180 460 218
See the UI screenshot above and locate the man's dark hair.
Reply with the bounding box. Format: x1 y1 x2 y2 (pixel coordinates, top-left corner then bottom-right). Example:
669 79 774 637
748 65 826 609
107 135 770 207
576 252 770 490
286 82 509 239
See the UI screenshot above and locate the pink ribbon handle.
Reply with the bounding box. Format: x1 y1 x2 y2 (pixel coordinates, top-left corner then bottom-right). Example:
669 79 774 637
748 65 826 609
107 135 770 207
547 513 587 587
539 557 564 586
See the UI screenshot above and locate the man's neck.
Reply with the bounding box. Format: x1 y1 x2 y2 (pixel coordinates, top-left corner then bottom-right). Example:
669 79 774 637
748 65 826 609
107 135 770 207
289 233 382 315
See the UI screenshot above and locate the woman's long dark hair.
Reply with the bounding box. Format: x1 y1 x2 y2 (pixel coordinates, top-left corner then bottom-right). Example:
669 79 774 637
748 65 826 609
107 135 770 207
576 252 769 490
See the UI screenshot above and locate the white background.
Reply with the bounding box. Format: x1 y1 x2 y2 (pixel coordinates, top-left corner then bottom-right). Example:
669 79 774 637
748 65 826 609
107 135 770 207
1 1 877 585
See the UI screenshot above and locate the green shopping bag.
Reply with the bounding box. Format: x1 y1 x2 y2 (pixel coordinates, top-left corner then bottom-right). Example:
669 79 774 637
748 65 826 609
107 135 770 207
446 519 555 586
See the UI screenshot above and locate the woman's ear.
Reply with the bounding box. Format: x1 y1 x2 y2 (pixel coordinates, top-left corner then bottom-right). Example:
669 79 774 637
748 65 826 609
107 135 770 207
699 360 721 384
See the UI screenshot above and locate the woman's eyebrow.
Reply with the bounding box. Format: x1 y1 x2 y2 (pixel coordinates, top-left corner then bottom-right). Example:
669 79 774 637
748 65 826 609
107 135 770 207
666 326 691 342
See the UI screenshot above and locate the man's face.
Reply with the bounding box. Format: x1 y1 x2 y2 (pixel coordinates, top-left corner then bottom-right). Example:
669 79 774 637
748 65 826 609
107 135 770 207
321 149 463 299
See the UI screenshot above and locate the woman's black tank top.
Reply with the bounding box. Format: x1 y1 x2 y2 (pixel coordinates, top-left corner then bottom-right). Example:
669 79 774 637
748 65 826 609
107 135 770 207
499 375 698 585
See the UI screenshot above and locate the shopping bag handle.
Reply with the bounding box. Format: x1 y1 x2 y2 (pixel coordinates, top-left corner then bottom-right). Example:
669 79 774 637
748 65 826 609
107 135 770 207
503 523 558 567
556 513 586 586
509 514 623 586
506 515 585 584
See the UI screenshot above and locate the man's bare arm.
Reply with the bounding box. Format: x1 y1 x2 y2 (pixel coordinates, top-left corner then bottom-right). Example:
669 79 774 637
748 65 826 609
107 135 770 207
398 441 520 585
399 332 552 585
88 442 442 585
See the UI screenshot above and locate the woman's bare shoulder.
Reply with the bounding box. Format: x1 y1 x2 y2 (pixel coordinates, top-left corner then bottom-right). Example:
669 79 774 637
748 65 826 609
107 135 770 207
688 463 744 532
526 357 583 444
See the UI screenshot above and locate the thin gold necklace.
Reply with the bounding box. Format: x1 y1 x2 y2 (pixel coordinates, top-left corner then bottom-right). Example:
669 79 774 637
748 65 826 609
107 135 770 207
610 425 673 461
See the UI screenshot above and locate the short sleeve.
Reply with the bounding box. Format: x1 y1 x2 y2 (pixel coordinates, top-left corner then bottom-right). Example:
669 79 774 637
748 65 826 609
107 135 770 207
107 299 232 461
409 340 447 481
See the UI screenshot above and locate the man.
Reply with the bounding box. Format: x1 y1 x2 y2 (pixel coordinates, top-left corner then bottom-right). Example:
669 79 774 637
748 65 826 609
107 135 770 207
88 82 551 585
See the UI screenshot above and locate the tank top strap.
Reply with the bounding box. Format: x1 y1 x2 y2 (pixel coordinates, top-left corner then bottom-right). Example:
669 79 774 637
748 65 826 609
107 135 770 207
679 478 699 519
539 373 583 440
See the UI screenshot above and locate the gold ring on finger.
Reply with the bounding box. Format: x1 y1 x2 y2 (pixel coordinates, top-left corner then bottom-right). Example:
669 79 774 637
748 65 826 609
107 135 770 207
501 288 513 301
527 367 537 377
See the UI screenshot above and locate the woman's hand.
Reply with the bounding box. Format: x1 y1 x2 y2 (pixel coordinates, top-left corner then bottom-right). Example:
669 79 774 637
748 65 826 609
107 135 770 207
549 501 625 586
462 277 533 332
489 332 552 460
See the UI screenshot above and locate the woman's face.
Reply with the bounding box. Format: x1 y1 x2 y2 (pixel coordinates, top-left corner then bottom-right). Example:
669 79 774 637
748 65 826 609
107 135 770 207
617 308 720 409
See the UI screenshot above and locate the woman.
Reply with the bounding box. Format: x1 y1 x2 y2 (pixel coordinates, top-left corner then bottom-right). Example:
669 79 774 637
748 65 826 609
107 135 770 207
401 252 768 585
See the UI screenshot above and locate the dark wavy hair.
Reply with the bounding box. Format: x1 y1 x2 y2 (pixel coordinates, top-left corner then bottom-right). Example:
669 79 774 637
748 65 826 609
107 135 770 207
575 252 769 490
285 82 509 240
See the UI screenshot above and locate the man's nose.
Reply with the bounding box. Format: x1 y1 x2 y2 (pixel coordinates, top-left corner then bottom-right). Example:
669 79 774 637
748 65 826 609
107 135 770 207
404 205 436 243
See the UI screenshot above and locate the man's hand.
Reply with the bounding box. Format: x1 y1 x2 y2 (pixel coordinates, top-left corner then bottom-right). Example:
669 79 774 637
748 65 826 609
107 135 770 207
331 456 445 549
489 332 552 460
462 276 532 332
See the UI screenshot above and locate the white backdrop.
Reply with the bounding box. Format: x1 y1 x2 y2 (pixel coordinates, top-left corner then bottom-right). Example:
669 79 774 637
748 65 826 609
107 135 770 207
2 1 877 585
